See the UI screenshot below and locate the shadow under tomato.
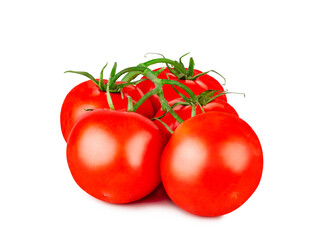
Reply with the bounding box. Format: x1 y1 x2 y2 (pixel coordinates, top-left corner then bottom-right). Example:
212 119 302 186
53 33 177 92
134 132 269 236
127 185 225 220
92 184 224 219
127 183 172 206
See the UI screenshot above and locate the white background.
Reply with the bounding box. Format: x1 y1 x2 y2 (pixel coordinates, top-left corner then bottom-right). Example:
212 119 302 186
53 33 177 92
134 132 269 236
1 0 322 239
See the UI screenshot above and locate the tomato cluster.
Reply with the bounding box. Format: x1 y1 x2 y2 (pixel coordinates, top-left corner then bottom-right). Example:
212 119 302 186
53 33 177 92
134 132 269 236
60 54 263 217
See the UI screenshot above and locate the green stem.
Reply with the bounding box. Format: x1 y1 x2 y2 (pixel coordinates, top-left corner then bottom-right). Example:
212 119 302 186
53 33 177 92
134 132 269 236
114 78 149 90
196 102 205 113
144 58 186 73
109 62 118 79
142 69 183 123
133 88 159 112
190 104 196 118
99 63 108 91
109 66 147 86
127 96 134 112
160 79 197 102
190 70 226 85
64 70 102 90
157 90 183 123
154 119 174 134
120 63 146 83
171 101 191 107
106 83 115 110
206 91 245 104
121 58 185 83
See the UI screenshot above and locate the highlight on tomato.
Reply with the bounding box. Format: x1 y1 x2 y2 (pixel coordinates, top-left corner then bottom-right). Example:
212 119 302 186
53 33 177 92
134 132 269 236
160 111 263 217
66 109 165 204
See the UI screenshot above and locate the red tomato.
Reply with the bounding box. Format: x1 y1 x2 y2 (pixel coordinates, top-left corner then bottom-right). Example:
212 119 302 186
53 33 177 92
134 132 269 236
161 111 263 216
66 109 165 204
154 98 239 140
60 80 154 142
137 68 226 113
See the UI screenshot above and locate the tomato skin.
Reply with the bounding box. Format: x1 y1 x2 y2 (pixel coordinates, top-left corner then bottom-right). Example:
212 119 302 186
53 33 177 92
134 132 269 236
161 112 263 216
66 109 165 204
60 80 154 142
137 68 226 113
154 98 239 140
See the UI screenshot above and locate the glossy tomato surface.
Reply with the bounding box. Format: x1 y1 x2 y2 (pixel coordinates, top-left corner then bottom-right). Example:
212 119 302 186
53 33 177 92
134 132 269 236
60 80 154 142
66 110 165 204
161 112 263 216
154 98 239 140
137 68 226 113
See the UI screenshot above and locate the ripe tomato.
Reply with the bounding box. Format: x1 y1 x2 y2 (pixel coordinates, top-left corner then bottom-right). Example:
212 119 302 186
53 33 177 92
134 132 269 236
154 98 239 140
66 109 165 204
60 80 154 142
137 68 226 113
161 111 263 216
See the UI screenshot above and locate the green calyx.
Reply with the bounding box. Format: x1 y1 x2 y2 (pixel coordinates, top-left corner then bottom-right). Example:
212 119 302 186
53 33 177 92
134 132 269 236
169 89 245 114
141 53 226 85
64 62 115 92
172 53 227 85
196 90 225 106
64 62 143 93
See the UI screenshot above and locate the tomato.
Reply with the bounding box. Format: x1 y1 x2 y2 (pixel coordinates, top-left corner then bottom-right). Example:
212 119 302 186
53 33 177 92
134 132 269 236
154 98 239 140
137 68 226 113
60 80 154 142
161 111 263 216
66 109 165 204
